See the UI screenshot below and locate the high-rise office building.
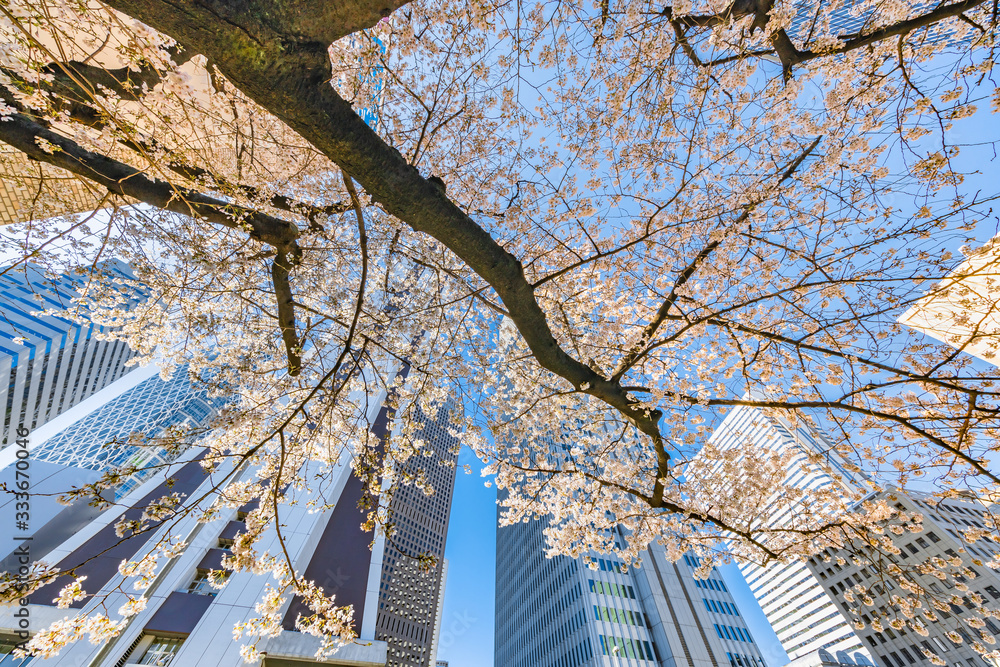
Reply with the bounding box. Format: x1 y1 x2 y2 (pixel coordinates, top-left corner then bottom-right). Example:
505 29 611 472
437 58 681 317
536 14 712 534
0 260 140 446
0 364 226 565
695 403 876 666
0 356 460 667
374 398 460 667
496 505 768 667
804 487 1000 667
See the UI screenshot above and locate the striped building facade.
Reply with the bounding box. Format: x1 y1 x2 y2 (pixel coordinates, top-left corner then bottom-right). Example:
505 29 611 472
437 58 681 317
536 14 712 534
0 261 141 447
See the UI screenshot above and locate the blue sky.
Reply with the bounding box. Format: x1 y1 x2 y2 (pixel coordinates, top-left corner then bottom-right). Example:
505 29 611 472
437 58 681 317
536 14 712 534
438 445 498 666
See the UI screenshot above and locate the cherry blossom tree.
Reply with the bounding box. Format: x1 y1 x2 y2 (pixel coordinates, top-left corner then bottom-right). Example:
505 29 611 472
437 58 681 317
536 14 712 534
1 0 999 658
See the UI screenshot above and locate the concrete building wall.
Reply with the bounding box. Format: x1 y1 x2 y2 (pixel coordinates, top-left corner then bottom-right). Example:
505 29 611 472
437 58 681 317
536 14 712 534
806 488 1000 667
899 237 1000 367
0 149 105 226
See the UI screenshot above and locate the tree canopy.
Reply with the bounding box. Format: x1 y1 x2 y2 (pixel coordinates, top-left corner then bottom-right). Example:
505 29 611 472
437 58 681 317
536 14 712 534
1 0 1000 658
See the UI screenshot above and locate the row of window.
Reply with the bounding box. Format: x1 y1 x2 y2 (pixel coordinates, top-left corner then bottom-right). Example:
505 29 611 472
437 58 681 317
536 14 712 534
715 624 754 643
553 639 593 667
594 558 625 573
594 604 644 626
896 533 941 560
589 578 637 599
110 634 185 666
774 610 843 644
136 637 183 665
728 652 766 667
753 564 811 598
598 635 656 661
770 590 828 632
696 578 728 593
786 629 855 655
704 597 740 616
882 647 984 667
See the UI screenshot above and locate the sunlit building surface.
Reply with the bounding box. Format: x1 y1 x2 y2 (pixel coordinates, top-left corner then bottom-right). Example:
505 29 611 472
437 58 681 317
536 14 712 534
806 487 1000 667
899 237 1000 366
698 404 875 665
0 148 105 225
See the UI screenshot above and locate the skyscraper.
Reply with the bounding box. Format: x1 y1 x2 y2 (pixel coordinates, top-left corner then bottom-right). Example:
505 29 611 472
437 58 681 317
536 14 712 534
0 356 460 667
0 364 226 565
804 487 1000 667
695 403 875 666
373 398 460 667
0 260 140 446
495 505 768 667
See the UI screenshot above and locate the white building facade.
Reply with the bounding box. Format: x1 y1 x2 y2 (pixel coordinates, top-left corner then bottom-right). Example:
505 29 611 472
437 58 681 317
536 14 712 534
804 487 1000 667
0 354 461 667
698 403 876 666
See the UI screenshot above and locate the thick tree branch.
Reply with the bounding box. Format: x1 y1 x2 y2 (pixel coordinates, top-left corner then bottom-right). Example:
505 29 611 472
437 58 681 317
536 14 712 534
98 0 665 445
272 252 302 376
664 0 989 72
1 59 351 225
0 104 306 376
41 45 191 102
0 107 300 249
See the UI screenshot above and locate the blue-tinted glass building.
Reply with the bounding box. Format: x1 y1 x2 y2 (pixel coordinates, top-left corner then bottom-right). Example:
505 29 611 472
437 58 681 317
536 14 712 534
496 499 768 667
0 260 140 446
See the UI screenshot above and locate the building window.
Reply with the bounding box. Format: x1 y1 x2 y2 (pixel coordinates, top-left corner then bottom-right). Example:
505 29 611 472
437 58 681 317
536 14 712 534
136 636 184 665
186 569 228 596
928 532 941 542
